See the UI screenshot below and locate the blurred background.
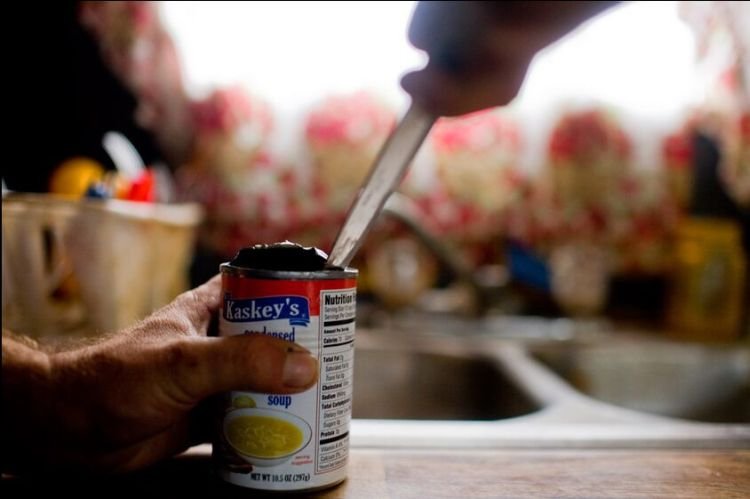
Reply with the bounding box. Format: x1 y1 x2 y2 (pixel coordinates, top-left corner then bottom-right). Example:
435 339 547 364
3 1 748 342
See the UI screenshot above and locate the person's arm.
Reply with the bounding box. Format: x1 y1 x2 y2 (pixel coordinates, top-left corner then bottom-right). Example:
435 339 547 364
2 276 318 475
402 1 618 117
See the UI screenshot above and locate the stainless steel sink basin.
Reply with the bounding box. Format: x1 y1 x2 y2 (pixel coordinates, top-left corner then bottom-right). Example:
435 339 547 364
352 345 539 420
349 315 750 450
530 340 750 423
354 313 749 425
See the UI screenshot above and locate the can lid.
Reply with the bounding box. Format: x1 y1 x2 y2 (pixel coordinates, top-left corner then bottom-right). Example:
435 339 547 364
225 241 333 271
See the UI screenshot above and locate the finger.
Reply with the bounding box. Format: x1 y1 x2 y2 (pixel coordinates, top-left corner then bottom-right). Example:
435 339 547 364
176 274 222 332
102 418 193 473
135 275 222 342
401 65 526 117
27 417 193 475
188 399 214 445
173 334 319 404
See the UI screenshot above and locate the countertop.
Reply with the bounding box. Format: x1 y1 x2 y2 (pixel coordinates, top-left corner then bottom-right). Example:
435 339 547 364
4 445 749 498
4 324 748 497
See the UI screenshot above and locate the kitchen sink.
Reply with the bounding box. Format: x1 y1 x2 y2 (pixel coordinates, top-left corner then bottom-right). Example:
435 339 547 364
530 340 750 423
352 346 539 420
350 315 750 449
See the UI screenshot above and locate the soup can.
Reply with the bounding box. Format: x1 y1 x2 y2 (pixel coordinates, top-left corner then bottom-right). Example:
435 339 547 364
214 242 357 493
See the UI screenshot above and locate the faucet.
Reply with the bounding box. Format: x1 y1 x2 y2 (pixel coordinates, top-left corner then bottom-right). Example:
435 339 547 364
380 192 507 316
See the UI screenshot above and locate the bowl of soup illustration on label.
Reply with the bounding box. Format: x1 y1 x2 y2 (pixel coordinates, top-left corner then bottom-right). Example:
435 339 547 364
223 407 313 467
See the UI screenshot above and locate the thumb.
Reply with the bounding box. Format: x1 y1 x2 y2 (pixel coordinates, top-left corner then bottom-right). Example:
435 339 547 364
173 334 319 404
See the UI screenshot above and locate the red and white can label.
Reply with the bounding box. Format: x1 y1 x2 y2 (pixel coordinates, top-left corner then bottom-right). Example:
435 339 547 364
216 272 356 492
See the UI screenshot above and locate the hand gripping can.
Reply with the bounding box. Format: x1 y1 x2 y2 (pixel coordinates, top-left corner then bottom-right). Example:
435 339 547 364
214 242 357 493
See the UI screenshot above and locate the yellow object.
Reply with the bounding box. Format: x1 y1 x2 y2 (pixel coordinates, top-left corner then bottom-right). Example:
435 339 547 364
225 415 304 458
49 157 105 198
232 395 257 409
667 217 747 342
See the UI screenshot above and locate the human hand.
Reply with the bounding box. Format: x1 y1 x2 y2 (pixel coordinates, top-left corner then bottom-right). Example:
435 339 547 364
401 1 616 116
2 276 318 474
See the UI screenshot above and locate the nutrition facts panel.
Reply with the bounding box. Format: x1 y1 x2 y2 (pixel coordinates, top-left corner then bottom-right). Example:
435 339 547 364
316 288 356 474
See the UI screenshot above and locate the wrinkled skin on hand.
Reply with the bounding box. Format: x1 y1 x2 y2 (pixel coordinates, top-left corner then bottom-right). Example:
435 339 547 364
2 276 318 475
402 1 617 116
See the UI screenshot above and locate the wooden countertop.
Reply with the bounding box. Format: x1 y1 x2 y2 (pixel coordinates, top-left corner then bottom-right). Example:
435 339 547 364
338 448 749 498
4 447 749 498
